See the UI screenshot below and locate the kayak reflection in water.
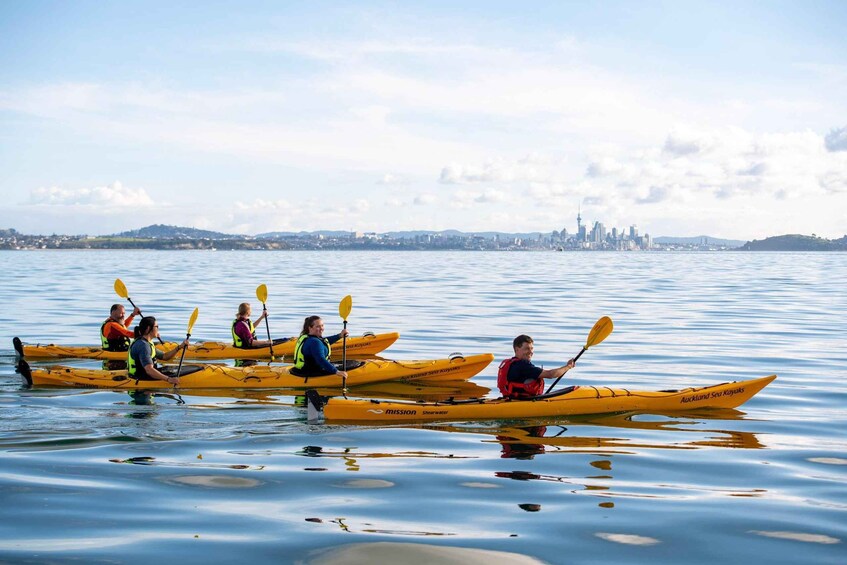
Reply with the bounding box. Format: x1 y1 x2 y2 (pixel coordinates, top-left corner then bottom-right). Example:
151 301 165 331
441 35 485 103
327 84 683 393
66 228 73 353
232 302 274 349
499 425 548 459
291 316 350 378
498 335 576 399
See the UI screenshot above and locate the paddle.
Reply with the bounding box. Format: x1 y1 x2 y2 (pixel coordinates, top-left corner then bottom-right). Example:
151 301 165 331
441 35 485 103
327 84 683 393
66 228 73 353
544 316 614 395
114 278 164 344
338 295 352 394
255 283 274 360
175 307 199 380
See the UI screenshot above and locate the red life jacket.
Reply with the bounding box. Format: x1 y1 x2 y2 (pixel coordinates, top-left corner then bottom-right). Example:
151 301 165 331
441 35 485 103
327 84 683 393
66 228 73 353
497 357 544 399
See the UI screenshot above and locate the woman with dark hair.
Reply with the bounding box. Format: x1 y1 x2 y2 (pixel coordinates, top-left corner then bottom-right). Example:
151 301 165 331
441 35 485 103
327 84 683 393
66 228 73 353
127 316 190 385
292 315 349 378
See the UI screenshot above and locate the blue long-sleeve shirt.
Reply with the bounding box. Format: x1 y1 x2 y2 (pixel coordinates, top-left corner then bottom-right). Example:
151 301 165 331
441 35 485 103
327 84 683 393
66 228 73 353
301 333 343 374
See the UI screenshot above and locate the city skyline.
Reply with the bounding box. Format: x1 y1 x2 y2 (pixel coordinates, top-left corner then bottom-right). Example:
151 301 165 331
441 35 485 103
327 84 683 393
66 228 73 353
1 2 846 240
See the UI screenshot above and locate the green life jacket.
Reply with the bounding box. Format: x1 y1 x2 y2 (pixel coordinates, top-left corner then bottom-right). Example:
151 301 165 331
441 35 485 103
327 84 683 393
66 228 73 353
101 318 131 351
293 334 331 370
231 318 257 348
127 338 156 378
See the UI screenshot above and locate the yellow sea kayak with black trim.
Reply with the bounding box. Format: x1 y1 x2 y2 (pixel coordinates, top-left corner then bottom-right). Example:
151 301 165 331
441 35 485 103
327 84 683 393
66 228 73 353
17 353 494 390
312 375 776 422
16 332 399 361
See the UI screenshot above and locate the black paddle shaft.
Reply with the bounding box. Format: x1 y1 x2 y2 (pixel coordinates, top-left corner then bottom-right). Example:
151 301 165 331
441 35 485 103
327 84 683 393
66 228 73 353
544 346 586 395
262 303 274 358
127 297 164 345
341 320 348 396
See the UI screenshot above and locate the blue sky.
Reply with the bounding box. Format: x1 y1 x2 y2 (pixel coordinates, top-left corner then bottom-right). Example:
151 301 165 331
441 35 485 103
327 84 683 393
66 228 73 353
1 1 845 239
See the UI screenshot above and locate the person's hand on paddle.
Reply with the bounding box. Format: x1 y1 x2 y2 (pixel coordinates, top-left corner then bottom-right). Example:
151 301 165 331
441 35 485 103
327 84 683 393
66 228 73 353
256 309 268 324
339 328 349 338
166 375 180 386
131 306 142 317
336 370 348 379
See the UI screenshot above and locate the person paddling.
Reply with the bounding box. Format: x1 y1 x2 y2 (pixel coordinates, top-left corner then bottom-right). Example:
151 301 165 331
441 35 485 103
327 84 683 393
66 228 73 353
498 335 575 399
231 303 274 349
101 304 142 351
128 316 189 385
291 315 349 378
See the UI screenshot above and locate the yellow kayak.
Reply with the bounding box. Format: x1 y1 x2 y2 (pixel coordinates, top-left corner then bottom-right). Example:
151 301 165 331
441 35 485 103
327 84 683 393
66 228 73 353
310 375 776 422
15 332 399 361
177 380 491 403
16 353 495 390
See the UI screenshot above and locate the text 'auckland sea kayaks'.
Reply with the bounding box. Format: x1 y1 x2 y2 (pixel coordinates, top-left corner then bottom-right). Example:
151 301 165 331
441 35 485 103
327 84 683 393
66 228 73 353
15 332 399 361
16 353 495 390
307 375 777 422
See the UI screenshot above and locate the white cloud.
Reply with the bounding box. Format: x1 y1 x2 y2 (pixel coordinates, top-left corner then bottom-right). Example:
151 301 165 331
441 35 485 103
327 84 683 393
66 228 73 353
475 188 508 203
378 173 407 185
29 182 153 207
414 193 436 205
663 127 716 157
825 126 847 152
440 156 565 185
635 186 672 204
351 199 370 213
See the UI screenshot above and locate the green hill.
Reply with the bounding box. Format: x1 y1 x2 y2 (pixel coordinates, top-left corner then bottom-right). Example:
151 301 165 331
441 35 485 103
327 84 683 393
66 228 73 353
741 234 846 251
114 224 243 240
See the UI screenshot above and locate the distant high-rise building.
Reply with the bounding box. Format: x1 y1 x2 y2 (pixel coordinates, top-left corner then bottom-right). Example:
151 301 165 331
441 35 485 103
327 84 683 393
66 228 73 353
591 221 606 243
629 225 638 239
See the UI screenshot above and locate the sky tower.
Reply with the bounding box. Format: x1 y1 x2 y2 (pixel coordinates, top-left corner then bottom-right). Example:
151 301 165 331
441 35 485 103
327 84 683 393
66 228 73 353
577 204 582 233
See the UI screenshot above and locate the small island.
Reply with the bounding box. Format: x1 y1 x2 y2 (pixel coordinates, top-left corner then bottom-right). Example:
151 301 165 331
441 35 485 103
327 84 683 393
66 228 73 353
740 234 847 251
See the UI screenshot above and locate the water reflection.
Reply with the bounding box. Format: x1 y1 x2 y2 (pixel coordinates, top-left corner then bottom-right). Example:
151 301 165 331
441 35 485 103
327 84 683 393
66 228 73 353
109 455 265 471
497 425 551 459
428 409 767 455
290 411 767 478
296 445 472 471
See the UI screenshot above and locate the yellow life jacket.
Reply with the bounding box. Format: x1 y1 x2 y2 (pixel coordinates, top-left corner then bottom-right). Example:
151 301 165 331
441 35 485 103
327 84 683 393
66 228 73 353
231 318 257 348
293 334 331 370
127 338 156 378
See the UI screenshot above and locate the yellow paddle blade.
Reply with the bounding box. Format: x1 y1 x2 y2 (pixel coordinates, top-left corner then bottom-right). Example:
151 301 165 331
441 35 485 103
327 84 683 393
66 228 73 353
585 316 613 348
187 308 200 335
256 283 268 304
114 278 128 299
339 295 353 320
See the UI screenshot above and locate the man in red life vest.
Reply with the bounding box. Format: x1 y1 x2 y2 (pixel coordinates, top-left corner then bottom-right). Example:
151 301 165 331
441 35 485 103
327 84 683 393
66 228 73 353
101 304 142 351
498 334 575 399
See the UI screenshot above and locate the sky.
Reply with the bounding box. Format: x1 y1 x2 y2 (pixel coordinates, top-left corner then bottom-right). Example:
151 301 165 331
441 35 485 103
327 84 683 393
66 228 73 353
1 0 846 240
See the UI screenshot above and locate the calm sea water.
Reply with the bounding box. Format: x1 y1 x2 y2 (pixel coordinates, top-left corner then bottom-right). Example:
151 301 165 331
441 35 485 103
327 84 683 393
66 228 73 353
1 250 845 564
